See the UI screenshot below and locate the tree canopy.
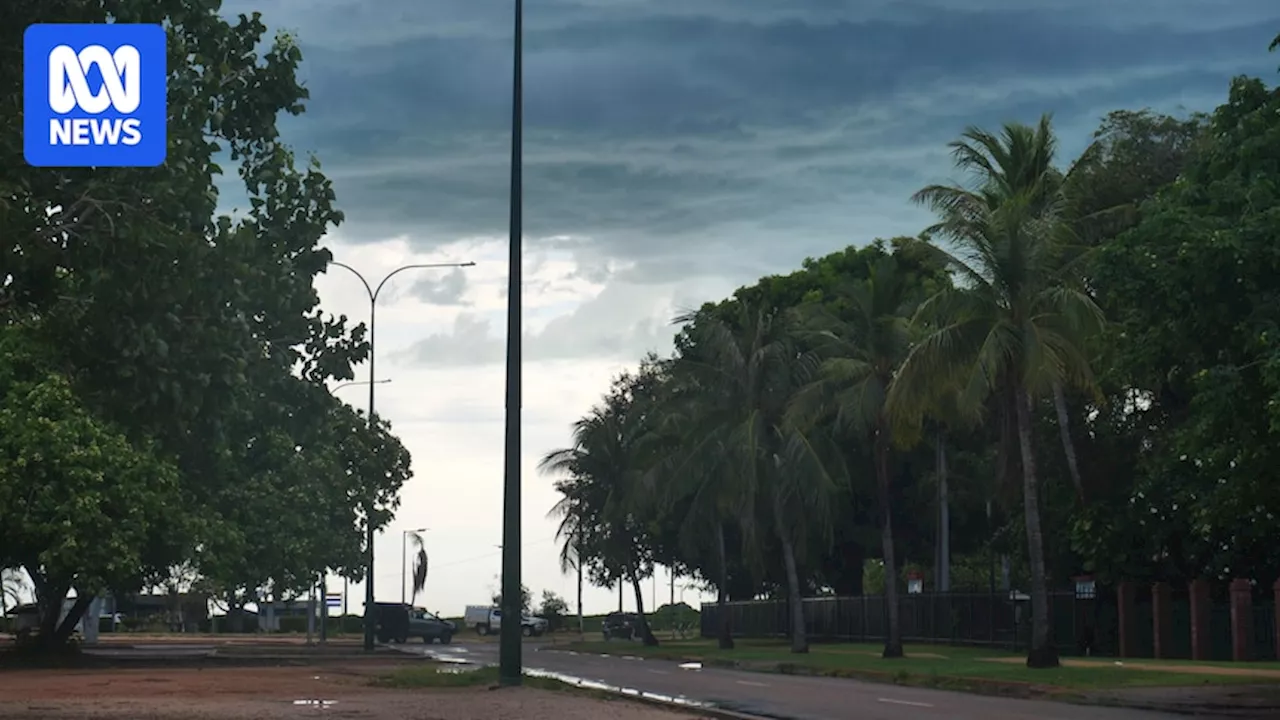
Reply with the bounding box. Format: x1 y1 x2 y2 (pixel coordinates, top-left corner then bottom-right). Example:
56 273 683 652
544 41 1280 668
0 2 413 646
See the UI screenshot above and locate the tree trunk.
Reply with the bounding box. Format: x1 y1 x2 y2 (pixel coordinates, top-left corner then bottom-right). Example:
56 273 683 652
937 431 950 593
576 557 584 640
626 562 659 646
875 430 903 658
771 487 808 654
1014 387 1059 668
1051 380 1086 505
715 523 734 650
53 592 93 646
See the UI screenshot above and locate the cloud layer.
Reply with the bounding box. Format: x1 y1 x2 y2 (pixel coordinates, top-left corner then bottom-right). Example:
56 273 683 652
214 0 1280 613
222 0 1280 287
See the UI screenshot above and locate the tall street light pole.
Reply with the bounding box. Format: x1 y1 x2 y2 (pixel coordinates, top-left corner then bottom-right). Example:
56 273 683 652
401 527 429 605
328 260 475 652
498 0 525 688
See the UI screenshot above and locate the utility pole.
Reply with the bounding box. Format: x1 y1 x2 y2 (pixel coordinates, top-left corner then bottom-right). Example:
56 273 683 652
497 0 525 688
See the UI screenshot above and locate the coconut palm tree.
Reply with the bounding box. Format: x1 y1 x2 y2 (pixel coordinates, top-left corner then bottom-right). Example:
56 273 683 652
892 117 1104 668
545 488 586 638
406 531 428 606
541 383 661 646
643 363 747 650
675 300 836 654
789 254 919 659
913 115 1090 505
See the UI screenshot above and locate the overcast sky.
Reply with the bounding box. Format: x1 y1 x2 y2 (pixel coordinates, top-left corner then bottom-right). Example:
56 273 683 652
215 0 1280 618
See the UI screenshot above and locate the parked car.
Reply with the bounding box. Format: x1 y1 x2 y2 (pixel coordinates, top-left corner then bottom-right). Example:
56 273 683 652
370 602 455 644
602 611 640 641
463 605 548 637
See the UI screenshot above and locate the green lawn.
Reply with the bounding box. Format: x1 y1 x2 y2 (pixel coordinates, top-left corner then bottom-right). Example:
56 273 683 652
561 639 1280 693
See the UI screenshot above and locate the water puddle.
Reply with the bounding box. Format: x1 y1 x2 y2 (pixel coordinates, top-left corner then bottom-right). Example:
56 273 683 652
291 700 337 707
523 668 714 711
436 665 483 674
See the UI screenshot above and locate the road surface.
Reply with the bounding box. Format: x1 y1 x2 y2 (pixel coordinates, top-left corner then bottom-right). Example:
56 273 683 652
406 641 1190 720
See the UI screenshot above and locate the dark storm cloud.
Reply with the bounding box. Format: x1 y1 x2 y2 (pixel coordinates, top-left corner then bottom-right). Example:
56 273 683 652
224 0 1280 282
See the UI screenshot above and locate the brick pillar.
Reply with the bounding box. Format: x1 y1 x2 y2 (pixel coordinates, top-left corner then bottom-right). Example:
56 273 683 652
1189 579 1211 661
1117 581 1136 658
1273 580 1280 661
1152 582 1172 659
1229 578 1253 662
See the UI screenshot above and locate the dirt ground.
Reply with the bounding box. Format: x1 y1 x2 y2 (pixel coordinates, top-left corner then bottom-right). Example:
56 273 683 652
0 663 707 719
981 655 1280 678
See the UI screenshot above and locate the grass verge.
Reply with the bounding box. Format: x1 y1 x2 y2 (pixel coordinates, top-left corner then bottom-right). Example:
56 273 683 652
559 639 1280 698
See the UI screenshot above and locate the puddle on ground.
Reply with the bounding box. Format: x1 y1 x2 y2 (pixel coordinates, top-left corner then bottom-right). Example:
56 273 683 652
291 700 337 707
431 654 473 664
523 668 713 711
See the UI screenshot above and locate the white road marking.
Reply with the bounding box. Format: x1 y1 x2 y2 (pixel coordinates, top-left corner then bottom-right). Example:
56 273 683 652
736 680 770 687
877 698 933 708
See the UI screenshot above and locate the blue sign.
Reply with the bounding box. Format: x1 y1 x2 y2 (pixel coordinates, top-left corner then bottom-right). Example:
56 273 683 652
23 23 167 167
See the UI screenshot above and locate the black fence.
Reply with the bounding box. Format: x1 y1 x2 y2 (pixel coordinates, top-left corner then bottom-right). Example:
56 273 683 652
701 590 1113 655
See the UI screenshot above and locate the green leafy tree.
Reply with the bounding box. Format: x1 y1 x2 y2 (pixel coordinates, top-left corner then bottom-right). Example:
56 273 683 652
0 327 181 646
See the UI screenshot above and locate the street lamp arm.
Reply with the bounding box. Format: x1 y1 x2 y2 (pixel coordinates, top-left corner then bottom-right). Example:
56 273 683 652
372 262 476 303
332 379 392 392
328 261 375 303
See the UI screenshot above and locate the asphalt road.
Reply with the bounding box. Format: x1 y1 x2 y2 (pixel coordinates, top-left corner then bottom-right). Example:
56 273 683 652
409 641 1189 720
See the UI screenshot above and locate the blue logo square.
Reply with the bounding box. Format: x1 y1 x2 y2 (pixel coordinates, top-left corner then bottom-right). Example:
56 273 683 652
23 24 167 168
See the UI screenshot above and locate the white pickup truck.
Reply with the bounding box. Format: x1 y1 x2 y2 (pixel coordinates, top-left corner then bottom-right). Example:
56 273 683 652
463 605 548 637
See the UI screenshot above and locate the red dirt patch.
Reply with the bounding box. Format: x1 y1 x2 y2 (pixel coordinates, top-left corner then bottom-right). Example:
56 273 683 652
0 664 704 719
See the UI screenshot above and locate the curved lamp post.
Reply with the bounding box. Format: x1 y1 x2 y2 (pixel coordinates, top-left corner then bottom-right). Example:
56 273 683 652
328 260 475 651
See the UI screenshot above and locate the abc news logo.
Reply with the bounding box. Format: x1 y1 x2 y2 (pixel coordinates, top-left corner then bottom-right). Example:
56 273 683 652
48 44 144 147
23 24 167 168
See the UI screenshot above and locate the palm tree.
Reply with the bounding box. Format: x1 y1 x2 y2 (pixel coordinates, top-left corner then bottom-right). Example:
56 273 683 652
541 384 661 646
645 364 745 650
545 489 586 638
675 300 836 654
790 254 918 658
914 115 1089 505
406 531 428 606
893 117 1103 668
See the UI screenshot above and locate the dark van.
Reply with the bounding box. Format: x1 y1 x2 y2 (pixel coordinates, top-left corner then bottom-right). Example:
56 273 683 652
370 602 455 644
